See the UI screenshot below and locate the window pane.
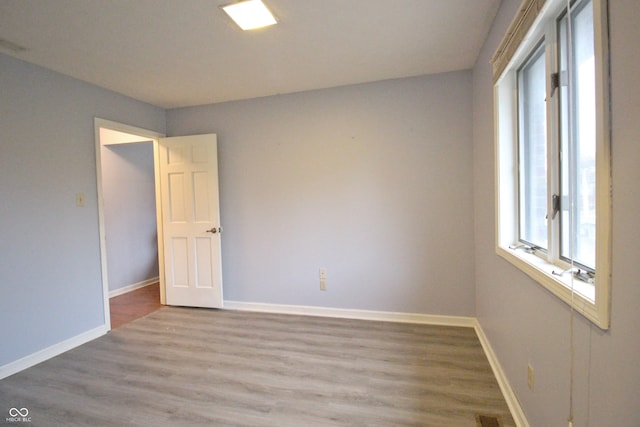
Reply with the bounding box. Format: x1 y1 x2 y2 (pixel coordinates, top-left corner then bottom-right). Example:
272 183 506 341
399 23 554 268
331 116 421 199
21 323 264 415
559 0 596 270
518 45 548 249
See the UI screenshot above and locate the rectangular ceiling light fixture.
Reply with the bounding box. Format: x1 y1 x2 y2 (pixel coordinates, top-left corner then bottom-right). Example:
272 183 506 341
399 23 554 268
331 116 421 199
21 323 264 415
221 0 277 31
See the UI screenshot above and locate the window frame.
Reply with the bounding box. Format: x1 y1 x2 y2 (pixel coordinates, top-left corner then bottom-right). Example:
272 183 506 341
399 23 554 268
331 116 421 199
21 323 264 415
494 0 611 329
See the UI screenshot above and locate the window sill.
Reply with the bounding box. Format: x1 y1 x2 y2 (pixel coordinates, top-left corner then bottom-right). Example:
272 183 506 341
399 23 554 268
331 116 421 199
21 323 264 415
496 245 606 328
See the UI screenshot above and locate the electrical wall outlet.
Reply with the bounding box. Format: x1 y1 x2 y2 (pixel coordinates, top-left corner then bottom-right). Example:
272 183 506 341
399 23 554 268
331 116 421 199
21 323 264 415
319 268 327 291
527 364 534 391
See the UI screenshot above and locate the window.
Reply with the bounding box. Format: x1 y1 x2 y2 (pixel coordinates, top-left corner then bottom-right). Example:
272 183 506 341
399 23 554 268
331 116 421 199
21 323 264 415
558 2 597 271
518 43 548 251
493 0 611 329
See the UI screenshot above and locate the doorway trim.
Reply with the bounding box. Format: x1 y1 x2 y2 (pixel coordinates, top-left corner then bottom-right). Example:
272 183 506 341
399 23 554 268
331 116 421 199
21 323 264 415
94 118 166 330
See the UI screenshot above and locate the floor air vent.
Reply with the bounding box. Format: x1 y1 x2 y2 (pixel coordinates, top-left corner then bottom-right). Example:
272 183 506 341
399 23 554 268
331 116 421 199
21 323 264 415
476 414 502 427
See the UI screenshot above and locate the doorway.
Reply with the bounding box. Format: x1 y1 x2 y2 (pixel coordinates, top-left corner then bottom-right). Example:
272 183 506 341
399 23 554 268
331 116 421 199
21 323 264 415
94 118 166 330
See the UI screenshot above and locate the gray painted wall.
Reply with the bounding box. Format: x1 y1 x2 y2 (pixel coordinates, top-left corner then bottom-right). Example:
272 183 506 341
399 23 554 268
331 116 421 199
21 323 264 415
0 54 165 366
167 71 476 316
101 143 159 292
472 1 640 426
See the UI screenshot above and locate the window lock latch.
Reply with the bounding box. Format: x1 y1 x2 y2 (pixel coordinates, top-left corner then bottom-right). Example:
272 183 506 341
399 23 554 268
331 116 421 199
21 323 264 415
546 194 561 220
548 72 560 100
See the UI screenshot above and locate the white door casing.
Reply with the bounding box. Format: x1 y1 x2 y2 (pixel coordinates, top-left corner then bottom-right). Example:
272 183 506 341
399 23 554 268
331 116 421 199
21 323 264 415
159 134 223 308
95 118 165 329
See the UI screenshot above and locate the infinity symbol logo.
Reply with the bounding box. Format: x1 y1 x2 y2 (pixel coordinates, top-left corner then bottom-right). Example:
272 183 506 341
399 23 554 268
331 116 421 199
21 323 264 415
9 407 29 417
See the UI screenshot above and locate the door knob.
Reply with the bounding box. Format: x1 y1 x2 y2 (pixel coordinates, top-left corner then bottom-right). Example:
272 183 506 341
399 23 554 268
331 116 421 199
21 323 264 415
206 227 219 234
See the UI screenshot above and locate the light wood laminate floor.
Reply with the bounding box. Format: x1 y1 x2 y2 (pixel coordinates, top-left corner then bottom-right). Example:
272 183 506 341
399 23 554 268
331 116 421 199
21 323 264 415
0 307 515 426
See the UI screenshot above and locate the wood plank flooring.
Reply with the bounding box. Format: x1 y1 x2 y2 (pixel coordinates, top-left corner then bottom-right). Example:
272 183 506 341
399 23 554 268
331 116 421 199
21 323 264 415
109 283 161 329
0 308 515 426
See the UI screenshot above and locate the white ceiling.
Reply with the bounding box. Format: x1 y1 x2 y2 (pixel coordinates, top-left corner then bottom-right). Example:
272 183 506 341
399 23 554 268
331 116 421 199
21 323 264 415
0 0 500 109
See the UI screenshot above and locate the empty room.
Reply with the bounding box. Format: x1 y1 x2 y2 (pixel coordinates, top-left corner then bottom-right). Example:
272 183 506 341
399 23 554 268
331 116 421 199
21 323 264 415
1 0 639 426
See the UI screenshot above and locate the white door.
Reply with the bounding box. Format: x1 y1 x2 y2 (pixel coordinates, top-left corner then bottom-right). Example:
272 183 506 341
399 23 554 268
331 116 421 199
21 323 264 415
158 134 223 308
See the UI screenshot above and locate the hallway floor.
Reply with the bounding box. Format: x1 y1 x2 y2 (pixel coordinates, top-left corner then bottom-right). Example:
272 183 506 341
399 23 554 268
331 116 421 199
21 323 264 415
109 283 161 329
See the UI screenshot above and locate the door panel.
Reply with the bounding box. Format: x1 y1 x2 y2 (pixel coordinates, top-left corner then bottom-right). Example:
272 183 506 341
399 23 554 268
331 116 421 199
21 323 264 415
194 237 213 288
168 173 187 221
170 237 189 287
159 134 223 308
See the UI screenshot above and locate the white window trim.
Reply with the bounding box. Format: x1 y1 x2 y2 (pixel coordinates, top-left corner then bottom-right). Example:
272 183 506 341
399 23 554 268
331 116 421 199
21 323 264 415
494 0 611 330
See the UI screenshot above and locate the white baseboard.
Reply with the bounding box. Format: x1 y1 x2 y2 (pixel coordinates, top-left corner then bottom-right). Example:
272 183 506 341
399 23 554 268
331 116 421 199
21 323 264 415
109 277 159 298
223 300 476 327
474 320 530 427
0 325 107 380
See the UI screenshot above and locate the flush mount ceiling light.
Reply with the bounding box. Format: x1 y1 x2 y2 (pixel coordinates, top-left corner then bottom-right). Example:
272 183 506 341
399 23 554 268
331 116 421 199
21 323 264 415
221 0 278 31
